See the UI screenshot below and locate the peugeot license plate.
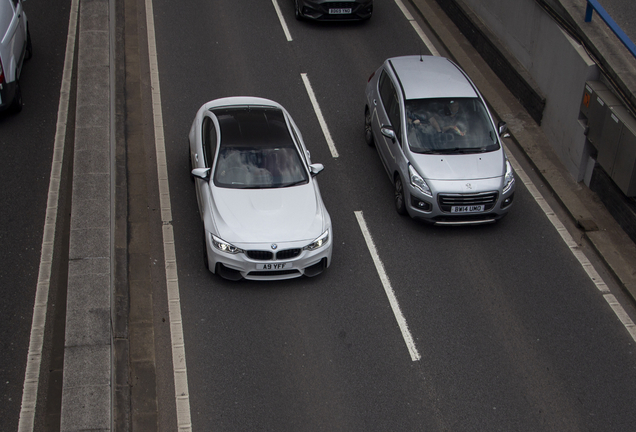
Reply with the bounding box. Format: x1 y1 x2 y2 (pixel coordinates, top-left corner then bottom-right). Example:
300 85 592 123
451 205 484 213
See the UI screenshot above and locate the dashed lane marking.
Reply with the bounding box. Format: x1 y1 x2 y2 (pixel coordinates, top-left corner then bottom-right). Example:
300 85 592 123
301 73 340 158
355 211 421 362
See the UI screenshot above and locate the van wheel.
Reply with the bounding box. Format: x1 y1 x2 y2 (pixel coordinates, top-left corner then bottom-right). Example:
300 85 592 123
25 28 33 60
10 80 23 114
294 0 303 20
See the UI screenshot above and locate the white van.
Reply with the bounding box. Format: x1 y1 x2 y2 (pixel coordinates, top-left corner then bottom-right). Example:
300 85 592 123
0 0 31 114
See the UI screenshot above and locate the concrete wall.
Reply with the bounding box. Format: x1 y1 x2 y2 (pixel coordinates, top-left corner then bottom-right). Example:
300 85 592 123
462 0 601 181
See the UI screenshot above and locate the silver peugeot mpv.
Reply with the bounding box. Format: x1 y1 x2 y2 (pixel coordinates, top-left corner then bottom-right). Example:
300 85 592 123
364 55 515 225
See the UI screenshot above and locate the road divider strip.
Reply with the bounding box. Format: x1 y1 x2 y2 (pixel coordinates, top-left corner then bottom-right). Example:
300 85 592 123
18 0 79 430
301 73 339 158
355 211 421 361
145 0 193 429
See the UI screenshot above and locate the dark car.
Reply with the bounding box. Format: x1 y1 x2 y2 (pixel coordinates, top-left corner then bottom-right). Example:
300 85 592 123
294 0 372 21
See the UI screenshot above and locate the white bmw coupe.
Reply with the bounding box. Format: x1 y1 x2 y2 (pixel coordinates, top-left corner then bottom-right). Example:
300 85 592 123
189 97 332 281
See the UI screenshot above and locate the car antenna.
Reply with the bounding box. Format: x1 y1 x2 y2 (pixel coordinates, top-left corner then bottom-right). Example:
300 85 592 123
419 46 423 61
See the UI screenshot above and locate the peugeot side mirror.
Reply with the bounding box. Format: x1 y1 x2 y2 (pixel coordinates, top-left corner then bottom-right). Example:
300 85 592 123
498 121 509 138
381 126 396 141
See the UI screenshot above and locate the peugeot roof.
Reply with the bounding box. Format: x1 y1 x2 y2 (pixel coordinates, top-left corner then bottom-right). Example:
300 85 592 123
387 56 478 100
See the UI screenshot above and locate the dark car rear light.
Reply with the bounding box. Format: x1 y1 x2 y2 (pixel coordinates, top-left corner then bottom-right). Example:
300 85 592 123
367 71 375 82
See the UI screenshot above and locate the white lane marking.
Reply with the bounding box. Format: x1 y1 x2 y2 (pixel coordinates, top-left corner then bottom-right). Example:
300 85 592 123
355 211 421 361
505 146 636 342
272 0 293 42
17 0 79 430
394 0 440 56
301 73 339 158
145 0 193 430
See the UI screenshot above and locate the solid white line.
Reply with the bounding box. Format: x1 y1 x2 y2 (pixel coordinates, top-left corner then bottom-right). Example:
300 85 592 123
272 0 293 42
355 211 421 361
394 0 440 56
17 0 79 430
301 73 339 158
505 145 636 342
145 0 193 430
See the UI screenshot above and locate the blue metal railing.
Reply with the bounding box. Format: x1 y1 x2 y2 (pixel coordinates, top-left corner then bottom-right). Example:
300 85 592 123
585 0 636 59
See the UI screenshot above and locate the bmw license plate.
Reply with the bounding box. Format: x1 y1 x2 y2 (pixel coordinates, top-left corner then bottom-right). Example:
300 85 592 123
329 8 352 14
258 262 290 270
451 205 484 213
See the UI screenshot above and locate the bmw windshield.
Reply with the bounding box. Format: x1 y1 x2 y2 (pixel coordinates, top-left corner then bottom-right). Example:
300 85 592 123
212 107 309 189
405 98 500 154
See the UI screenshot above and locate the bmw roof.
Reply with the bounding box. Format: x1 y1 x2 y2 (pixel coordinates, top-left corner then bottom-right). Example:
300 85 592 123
388 56 479 100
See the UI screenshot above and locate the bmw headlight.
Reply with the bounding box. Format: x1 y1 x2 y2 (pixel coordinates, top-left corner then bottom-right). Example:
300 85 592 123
212 234 243 254
408 164 432 197
304 230 329 251
503 159 515 194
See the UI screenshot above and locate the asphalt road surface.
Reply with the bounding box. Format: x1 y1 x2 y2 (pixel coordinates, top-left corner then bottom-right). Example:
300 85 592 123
0 0 72 430
141 0 636 431
3 0 636 431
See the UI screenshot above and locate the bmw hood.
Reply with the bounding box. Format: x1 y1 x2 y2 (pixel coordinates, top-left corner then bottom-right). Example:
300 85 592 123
412 150 505 181
210 183 326 244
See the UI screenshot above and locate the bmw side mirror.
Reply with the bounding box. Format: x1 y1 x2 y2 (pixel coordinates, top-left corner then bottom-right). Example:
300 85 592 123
309 163 324 177
191 167 211 180
498 121 510 138
381 126 396 141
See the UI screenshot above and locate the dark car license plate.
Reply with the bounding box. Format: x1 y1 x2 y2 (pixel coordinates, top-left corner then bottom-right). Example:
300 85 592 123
329 8 352 14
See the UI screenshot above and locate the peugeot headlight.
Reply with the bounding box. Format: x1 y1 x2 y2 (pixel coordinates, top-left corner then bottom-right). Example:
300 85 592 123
212 234 243 254
304 230 329 251
503 159 515 194
408 164 432 197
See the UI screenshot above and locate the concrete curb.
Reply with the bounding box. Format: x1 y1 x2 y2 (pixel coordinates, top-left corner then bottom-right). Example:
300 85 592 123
410 0 636 298
60 0 113 430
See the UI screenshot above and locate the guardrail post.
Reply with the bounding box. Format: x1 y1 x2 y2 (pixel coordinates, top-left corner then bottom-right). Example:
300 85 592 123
585 1 594 22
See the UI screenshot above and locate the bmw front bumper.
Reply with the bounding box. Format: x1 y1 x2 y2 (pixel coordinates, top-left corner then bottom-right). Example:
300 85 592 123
205 233 333 281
